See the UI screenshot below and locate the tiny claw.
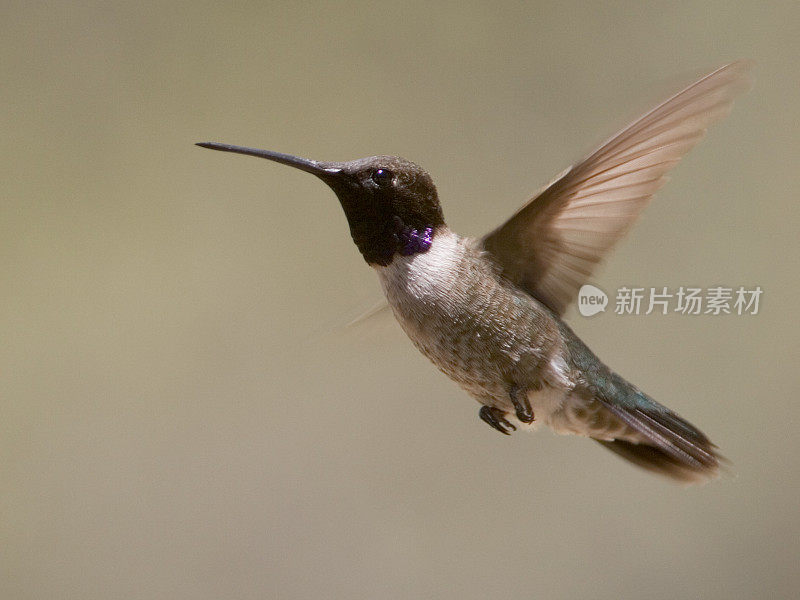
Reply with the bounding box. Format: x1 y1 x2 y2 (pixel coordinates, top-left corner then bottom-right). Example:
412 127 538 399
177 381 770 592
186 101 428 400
510 386 535 424
479 406 516 435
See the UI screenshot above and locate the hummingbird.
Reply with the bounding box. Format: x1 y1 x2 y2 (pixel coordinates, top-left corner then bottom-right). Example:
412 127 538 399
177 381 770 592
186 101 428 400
198 60 752 483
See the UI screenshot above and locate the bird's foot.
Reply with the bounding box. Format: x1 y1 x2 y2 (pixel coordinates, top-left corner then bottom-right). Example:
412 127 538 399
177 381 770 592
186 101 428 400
479 406 516 435
509 386 535 423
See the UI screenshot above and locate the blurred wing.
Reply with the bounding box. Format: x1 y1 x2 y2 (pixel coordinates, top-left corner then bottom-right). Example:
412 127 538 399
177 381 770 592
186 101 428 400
481 60 753 315
346 300 391 327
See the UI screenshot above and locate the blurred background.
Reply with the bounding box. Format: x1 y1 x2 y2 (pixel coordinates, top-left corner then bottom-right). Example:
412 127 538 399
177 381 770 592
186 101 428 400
2 2 798 599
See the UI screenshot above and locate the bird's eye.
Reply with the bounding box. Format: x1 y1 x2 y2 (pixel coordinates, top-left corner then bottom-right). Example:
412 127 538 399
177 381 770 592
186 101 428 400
371 168 394 187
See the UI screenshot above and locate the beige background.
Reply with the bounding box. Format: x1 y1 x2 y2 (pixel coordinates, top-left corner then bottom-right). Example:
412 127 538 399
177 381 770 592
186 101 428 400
2 2 798 599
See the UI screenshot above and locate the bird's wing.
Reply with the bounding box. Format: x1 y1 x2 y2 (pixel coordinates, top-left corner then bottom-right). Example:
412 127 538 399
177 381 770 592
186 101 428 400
346 300 391 327
480 60 753 316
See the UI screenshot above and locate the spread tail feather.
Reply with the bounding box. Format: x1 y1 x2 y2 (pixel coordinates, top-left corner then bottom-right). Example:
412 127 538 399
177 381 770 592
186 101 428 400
557 319 723 483
595 438 721 484
593 391 723 484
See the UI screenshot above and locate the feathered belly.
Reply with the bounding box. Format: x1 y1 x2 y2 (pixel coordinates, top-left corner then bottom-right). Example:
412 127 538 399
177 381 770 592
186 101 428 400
376 229 575 415
392 307 511 404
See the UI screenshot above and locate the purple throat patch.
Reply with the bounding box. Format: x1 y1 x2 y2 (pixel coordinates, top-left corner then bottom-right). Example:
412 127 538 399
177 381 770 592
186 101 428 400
398 224 434 256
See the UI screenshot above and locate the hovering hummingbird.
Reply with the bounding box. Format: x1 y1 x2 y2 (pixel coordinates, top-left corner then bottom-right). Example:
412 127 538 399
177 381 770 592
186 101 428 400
198 60 752 483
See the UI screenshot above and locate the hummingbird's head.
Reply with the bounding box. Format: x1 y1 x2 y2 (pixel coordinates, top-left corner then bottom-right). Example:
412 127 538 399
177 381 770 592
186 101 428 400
196 143 445 266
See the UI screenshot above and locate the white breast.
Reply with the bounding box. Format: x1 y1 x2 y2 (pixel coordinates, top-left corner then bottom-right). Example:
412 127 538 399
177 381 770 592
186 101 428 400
375 228 465 309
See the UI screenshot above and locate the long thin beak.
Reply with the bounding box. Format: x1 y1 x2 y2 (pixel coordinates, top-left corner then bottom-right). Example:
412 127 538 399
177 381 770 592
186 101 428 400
196 142 342 178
